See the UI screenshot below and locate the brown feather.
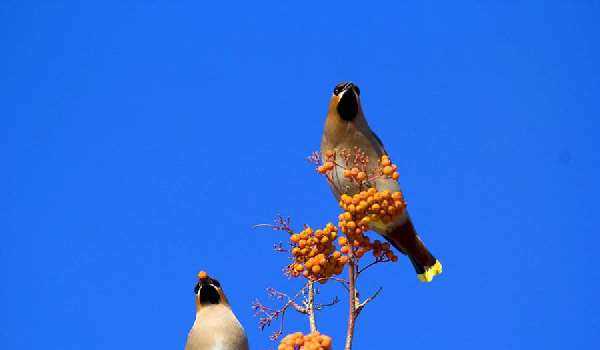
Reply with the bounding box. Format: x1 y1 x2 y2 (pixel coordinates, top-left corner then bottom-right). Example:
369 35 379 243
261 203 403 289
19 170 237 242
383 218 437 274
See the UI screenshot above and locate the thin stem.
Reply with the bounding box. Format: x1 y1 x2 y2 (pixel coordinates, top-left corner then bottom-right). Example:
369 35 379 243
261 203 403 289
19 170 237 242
307 281 317 333
357 256 391 275
344 255 358 350
356 287 383 316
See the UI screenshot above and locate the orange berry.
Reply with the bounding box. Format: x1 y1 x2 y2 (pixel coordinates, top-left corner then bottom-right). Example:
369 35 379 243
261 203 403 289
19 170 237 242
311 265 321 273
392 172 400 180
341 194 352 204
295 264 304 272
320 336 332 347
341 245 350 254
357 171 366 181
324 161 334 170
351 167 359 176
290 234 300 243
343 169 353 178
325 150 335 158
382 165 393 175
338 237 348 245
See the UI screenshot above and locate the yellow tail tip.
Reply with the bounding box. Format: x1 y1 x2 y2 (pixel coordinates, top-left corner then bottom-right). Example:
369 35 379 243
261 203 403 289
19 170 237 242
417 260 443 283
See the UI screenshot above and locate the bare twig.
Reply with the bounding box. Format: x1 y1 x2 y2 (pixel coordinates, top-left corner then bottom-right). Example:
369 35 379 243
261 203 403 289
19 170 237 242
358 256 392 275
356 287 383 316
253 215 294 235
315 296 340 310
253 285 312 341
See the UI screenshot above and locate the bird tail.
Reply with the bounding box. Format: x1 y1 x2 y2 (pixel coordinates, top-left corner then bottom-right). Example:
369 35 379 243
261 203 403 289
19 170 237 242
384 219 442 282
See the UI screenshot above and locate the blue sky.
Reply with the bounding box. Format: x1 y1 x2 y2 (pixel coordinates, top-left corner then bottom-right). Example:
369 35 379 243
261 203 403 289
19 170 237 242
1 1 599 349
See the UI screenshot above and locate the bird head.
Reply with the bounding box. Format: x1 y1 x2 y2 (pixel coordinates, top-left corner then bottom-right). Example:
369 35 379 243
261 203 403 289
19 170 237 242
194 271 229 308
329 81 362 121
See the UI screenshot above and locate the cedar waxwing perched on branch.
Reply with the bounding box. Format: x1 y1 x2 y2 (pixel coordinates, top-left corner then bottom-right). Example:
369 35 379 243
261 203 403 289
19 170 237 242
321 82 442 282
185 271 249 350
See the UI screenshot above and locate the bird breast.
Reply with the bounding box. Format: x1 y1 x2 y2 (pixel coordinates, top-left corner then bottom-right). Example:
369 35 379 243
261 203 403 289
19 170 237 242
185 306 248 350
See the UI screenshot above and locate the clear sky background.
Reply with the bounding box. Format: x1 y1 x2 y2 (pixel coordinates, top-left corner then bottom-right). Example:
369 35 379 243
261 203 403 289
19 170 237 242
2 1 599 349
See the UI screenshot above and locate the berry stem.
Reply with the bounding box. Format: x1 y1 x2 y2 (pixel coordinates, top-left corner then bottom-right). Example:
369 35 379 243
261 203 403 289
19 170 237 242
307 281 317 333
344 255 358 350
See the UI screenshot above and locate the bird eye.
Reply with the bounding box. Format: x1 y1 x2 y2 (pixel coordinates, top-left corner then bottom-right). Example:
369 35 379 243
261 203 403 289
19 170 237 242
333 85 344 96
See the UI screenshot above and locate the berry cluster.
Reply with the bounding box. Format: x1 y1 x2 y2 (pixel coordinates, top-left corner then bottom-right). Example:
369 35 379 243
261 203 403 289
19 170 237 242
288 224 348 281
379 155 400 180
337 187 405 261
278 332 333 350
300 152 406 278
316 150 401 188
316 160 334 174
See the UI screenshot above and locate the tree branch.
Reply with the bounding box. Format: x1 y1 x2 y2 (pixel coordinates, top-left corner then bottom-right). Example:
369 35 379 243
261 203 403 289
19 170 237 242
307 281 317 333
344 256 358 350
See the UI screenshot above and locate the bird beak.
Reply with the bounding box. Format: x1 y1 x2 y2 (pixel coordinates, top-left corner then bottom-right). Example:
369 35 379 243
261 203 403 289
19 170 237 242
336 83 359 121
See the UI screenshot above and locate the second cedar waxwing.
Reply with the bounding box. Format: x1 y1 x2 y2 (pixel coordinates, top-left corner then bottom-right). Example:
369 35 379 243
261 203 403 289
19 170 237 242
320 82 442 282
185 271 249 350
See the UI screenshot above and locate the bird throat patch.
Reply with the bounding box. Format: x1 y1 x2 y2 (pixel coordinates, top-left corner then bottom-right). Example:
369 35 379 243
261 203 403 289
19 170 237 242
337 90 358 121
199 284 221 305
